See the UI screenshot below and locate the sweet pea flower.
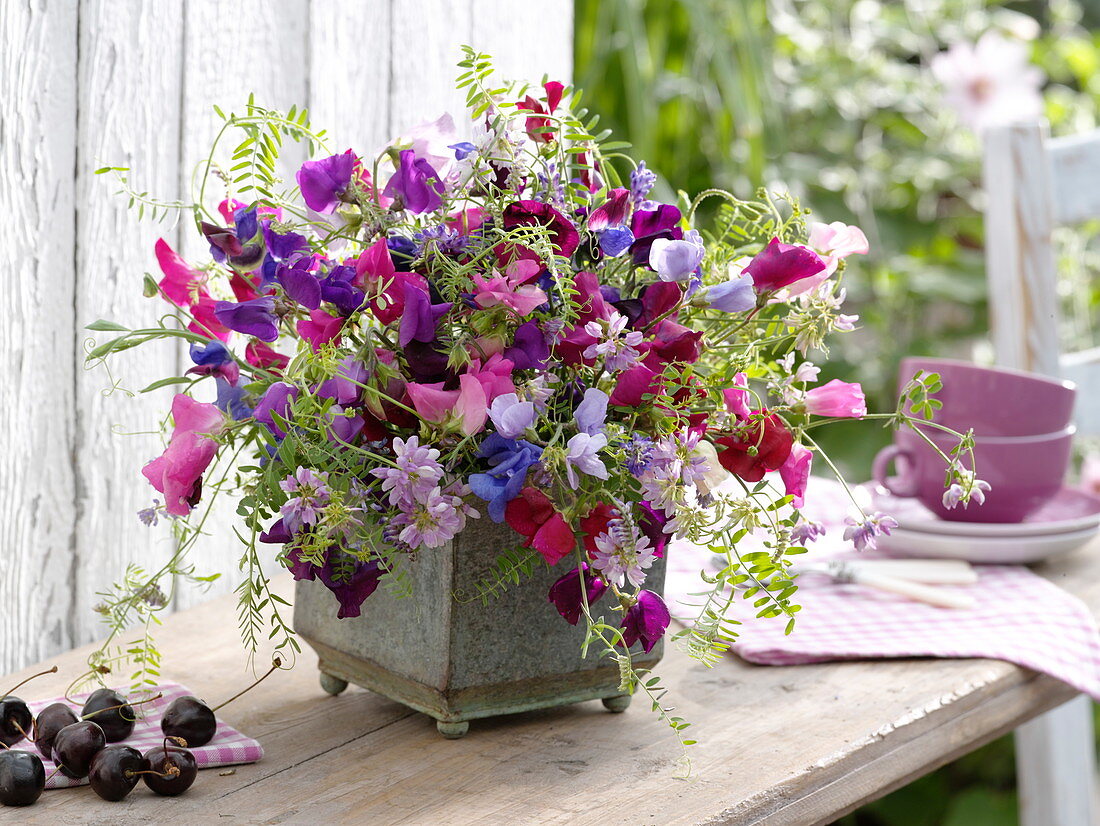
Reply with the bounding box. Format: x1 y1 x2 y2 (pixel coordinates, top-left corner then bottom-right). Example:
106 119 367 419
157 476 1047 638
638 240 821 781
317 555 384 619
599 225 635 258
154 239 231 342
744 237 827 293
253 382 299 438
245 340 289 373
808 221 869 275
141 394 226 516
704 273 756 312
649 230 705 282
469 434 544 521
186 339 239 385
398 283 452 347
472 260 548 317
383 149 445 214
722 372 752 420
779 443 813 508
715 413 794 483
505 486 575 565
297 309 344 352
214 296 279 342
609 363 662 407
547 564 608 625
516 80 565 143
502 200 580 256
803 379 867 418
619 590 670 653
565 432 609 489
276 259 322 310
574 387 609 435
629 203 683 265
588 188 631 231
406 374 488 436
503 320 550 371
297 149 357 214
467 355 517 403
488 393 537 439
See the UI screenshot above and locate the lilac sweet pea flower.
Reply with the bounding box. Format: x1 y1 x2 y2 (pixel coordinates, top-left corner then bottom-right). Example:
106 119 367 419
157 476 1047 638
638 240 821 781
565 432 609 489
215 376 252 420
548 564 609 625
384 149 445 214
620 590 670 653
649 230 705 282
297 150 357 214
574 387 608 435
488 393 537 439
213 296 279 341
704 273 756 312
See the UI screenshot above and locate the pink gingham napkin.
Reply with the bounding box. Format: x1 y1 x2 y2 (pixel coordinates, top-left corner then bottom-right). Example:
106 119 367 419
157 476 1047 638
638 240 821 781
24 682 263 789
666 478 1100 700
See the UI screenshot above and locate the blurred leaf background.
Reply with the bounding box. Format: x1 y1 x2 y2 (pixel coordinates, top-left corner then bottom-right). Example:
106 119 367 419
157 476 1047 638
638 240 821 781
574 0 1100 822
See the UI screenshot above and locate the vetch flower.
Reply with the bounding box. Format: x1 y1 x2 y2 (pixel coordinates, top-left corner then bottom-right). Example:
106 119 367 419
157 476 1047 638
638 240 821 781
791 519 826 545
279 467 331 531
843 512 899 552
804 379 867 418
392 486 465 548
629 161 657 208
548 564 608 625
619 589 670 653
744 238 826 293
591 524 656 588
583 311 644 373
141 394 226 516
369 435 445 508
942 473 992 509
565 432 609 489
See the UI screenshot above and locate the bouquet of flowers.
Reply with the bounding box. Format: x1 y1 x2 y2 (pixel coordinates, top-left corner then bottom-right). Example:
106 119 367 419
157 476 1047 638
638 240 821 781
87 51 980 733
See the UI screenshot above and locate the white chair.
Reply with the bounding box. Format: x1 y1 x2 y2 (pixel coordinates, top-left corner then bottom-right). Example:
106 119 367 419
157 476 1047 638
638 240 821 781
984 120 1100 826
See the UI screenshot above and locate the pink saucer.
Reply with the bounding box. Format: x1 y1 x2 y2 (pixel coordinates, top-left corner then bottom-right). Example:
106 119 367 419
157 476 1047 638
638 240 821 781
868 485 1100 538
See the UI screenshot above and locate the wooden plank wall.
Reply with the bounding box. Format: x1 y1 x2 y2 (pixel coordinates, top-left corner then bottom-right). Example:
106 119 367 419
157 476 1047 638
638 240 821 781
0 0 573 672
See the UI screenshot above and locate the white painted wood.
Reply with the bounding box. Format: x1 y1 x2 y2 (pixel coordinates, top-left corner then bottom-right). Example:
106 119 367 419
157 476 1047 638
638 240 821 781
177 0 312 609
471 0 574 85
984 121 1100 826
73 0 185 645
1014 695 1100 826
0 1 79 674
1049 130 1100 226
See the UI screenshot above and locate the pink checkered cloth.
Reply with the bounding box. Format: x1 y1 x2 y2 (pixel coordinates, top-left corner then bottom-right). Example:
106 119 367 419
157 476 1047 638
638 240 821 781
665 478 1100 700
25 682 263 789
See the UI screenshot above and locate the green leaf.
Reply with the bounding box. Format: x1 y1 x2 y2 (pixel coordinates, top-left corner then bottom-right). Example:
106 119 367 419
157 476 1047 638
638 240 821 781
140 376 192 393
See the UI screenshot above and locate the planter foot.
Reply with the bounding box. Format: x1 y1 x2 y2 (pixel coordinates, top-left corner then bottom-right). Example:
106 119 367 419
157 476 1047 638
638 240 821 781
602 694 631 713
437 720 469 739
319 671 349 696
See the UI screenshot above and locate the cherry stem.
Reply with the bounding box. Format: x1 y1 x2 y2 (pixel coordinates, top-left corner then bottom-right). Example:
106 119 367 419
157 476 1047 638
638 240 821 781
11 721 31 742
164 735 187 750
125 766 181 780
44 766 64 783
0 666 58 699
80 692 164 723
212 656 282 713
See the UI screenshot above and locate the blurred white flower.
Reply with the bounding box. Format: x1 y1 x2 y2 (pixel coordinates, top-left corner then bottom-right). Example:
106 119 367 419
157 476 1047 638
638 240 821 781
930 31 1044 132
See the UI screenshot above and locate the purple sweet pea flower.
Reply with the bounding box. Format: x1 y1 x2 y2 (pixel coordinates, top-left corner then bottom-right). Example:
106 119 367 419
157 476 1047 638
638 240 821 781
318 357 368 405
213 296 279 341
276 259 322 310
629 203 683 264
253 381 299 437
488 393 537 439
259 517 293 546
320 264 366 316
317 554 385 619
620 589 670 653
598 225 634 258
215 376 252 420
548 564 609 625
297 150 357 214
504 320 550 371
325 405 365 445
744 237 827 293
263 223 311 262
384 149 445 214
574 387 608 435
649 230 704 282
705 273 756 312
398 283 452 347
468 434 543 522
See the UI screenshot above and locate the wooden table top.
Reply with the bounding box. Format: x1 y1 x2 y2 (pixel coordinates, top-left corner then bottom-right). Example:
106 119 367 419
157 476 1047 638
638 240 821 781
3 542 1098 826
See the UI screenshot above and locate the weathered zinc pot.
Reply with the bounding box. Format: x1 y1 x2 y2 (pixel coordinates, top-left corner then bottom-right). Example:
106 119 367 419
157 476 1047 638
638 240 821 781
294 519 666 738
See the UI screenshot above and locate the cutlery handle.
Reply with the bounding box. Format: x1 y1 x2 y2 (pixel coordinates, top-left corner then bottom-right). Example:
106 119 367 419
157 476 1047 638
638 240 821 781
853 559 978 585
854 571 976 609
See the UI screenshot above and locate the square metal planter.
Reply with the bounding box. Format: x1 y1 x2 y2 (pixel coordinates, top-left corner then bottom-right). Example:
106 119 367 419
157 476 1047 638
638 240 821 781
293 519 666 737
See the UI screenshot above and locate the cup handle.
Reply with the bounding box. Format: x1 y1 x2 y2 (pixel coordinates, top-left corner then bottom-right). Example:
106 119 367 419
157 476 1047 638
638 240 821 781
872 444 919 498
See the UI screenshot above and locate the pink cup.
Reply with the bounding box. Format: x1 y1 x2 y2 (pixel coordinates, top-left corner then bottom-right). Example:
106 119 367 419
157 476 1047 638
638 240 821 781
873 425 1075 523
899 357 1075 437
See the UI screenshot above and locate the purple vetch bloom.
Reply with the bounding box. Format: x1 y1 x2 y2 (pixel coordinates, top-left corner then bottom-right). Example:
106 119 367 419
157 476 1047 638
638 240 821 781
213 296 280 341
573 387 608 435
592 525 656 587
704 274 756 313
413 224 468 257
449 141 478 160
843 512 899 552
137 499 162 527
391 486 464 548
279 467 332 531
621 433 656 476
488 393 537 439
649 230 705 282
369 435 444 508
942 473 992 510
620 589 670 653
629 161 657 208
297 150 357 214
583 311 644 373
791 519 826 545
548 564 609 625
384 149 445 214
565 432 609 489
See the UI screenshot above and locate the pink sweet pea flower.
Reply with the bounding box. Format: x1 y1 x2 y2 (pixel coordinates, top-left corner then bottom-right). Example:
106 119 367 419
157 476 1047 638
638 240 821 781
354 237 428 326
722 372 752 420
779 443 813 508
406 374 488 436
142 394 226 516
588 188 631 231
297 309 344 352
785 221 870 296
744 238 827 293
804 379 867 418
155 239 231 342
466 354 517 403
471 260 548 317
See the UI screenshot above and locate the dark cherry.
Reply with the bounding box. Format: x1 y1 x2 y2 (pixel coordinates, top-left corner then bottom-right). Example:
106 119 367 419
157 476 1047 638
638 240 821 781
34 702 77 759
162 656 281 748
142 739 197 797
51 720 106 778
0 666 58 747
160 697 216 747
81 688 135 742
0 750 45 807
88 745 146 802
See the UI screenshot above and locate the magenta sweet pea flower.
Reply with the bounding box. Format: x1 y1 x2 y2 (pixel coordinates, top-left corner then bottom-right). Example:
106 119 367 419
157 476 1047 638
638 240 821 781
472 260 548 317
547 564 608 625
744 237 827 293
620 590 670 653
502 200 580 256
804 379 867 418
779 443 813 508
722 372 752 420
297 149 357 214
588 188 631 231
141 394 226 516
383 149 445 214
467 354 517 403
610 363 662 407
297 309 344 352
